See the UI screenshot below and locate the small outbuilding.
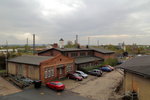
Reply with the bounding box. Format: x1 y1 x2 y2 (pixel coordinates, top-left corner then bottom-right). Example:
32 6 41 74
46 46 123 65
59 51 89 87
117 55 150 100
7 54 75 83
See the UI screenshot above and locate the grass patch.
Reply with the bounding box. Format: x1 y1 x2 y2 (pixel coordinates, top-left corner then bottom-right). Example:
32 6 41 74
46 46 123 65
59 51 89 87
0 70 6 73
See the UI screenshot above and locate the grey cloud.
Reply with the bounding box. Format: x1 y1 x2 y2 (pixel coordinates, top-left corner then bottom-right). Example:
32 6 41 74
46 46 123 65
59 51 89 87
0 0 150 45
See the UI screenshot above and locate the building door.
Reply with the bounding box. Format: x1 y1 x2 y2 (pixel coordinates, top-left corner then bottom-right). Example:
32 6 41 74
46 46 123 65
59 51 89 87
57 67 64 79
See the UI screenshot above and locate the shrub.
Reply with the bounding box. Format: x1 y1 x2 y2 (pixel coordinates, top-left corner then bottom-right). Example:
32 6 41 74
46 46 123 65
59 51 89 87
78 65 101 73
102 58 118 66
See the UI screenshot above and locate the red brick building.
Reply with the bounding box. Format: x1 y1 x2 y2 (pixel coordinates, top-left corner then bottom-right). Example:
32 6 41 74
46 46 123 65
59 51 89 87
38 47 115 69
7 54 74 83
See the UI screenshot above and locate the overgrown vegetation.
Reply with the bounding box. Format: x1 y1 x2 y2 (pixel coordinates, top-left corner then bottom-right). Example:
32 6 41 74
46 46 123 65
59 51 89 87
78 65 100 73
101 58 118 66
79 58 118 73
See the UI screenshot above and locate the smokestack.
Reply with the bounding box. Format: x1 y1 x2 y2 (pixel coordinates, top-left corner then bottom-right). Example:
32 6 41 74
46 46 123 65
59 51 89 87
88 37 90 46
97 40 99 47
76 35 78 45
27 38 28 46
33 34 35 55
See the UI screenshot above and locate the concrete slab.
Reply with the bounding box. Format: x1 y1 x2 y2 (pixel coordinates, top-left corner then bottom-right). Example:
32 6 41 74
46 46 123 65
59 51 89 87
0 76 22 96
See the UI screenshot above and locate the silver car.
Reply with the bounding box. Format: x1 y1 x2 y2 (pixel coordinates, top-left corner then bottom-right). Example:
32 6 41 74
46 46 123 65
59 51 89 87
75 71 88 78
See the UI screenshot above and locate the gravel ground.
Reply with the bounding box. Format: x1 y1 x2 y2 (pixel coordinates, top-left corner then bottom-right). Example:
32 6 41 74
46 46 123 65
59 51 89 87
0 76 22 96
61 69 124 100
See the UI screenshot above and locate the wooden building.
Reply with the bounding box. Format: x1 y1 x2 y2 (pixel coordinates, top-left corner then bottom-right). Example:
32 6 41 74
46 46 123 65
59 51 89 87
7 54 74 83
118 56 150 100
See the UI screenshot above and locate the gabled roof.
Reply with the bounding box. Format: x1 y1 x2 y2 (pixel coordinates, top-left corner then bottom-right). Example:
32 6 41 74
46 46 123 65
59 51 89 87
8 55 53 66
75 56 103 64
38 47 114 54
117 55 150 78
90 47 114 54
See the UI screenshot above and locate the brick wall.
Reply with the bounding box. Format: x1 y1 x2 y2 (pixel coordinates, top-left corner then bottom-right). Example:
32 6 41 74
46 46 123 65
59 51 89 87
40 54 75 83
94 51 115 60
38 49 61 56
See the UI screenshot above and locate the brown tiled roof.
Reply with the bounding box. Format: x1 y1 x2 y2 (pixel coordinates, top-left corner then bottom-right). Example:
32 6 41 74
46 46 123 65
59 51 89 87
8 55 53 65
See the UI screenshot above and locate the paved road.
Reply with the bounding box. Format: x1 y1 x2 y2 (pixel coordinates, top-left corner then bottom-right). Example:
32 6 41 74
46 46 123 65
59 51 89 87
0 87 90 100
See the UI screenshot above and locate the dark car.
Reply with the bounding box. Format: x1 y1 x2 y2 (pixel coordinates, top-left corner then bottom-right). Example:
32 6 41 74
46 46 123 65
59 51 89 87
67 73 83 81
99 67 112 72
88 69 102 77
46 81 65 91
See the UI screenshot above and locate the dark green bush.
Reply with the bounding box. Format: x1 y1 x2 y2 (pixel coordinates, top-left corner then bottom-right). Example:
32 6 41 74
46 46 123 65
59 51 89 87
101 58 118 66
78 65 101 73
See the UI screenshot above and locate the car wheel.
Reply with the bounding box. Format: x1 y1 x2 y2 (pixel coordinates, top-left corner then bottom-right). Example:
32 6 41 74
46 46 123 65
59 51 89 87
46 84 49 87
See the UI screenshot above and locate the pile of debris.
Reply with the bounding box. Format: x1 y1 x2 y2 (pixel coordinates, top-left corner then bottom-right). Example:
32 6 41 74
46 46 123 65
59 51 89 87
7 75 33 89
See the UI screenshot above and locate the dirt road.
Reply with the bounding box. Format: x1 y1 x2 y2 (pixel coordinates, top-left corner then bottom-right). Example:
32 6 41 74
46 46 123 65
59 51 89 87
61 69 124 100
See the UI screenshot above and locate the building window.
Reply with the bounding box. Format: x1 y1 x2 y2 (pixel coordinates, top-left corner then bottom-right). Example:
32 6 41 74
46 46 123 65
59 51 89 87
66 64 72 72
60 68 63 74
80 52 86 56
64 52 68 56
44 67 54 79
88 52 93 56
45 70 48 78
71 52 78 57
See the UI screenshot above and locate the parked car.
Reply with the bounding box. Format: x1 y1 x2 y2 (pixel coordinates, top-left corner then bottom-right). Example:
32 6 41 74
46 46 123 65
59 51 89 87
67 73 83 81
99 67 112 72
46 81 65 91
75 71 88 78
88 69 102 77
105 65 114 70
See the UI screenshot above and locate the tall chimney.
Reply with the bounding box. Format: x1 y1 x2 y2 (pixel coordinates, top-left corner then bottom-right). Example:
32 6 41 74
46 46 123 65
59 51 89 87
33 34 35 55
76 35 78 44
88 37 90 47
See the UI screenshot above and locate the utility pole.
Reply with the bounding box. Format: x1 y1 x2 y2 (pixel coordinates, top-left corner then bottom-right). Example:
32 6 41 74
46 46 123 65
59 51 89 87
97 40 99 47
26 38 28 52
5 40 8 75
33 34 35 55
88 37 90 46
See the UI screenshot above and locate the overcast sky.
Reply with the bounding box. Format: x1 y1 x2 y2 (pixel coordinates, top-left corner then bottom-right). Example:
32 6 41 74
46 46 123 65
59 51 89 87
0 0 150 45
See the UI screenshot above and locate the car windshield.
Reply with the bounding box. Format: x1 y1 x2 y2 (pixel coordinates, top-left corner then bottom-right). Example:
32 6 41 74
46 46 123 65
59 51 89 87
77 71 84 74
74 73 80 77
56 82 63 85
79 71 84 74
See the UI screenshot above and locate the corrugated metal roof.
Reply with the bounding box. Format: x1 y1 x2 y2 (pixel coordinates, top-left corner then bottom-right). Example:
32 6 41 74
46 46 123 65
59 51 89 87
117 55 150 77
8 55 53 65
75 56 103 64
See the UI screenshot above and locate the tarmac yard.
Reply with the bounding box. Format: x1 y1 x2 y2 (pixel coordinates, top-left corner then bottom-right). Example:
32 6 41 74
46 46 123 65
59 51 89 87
0 69 123 100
